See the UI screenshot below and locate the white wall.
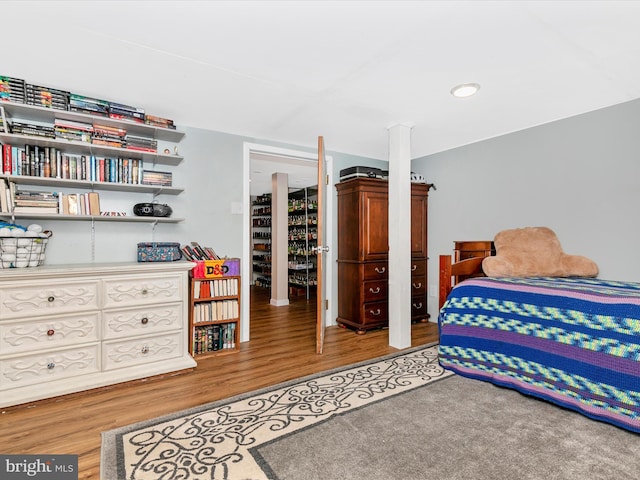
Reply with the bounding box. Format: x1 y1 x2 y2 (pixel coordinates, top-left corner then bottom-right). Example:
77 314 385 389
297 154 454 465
412 98 640 321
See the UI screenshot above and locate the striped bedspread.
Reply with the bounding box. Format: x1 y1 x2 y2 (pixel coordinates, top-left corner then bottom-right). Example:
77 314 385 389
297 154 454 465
438 276 640 433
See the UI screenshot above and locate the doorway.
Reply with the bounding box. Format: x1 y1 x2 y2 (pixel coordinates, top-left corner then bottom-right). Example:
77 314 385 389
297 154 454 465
242 142 334 344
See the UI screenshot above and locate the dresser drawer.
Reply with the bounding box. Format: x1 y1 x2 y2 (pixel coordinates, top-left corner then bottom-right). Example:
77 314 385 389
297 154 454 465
363 262 388 280
102 332 183 371
360 301 388 326
103 274 183 309
102 303 184 340
0 344 100 390
0 281 99 320
363 280 387 302
0 312 100 356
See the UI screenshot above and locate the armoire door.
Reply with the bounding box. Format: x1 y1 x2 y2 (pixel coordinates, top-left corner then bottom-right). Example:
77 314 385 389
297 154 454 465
362 190 389 261
410 184 428 258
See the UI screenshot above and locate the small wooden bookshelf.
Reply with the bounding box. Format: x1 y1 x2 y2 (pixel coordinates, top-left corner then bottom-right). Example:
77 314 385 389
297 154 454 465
188 271 241 357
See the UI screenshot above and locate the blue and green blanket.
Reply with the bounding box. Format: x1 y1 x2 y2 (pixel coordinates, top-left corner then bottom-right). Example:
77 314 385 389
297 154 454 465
439 276 640 433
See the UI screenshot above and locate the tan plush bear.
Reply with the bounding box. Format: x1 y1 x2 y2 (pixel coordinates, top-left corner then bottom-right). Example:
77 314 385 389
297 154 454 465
482 226 598 278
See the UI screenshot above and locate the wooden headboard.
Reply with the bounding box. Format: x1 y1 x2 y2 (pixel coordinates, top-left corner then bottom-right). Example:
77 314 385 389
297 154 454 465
438 255 486 310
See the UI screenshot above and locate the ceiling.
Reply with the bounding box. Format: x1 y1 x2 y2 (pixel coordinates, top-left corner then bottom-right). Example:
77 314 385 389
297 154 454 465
250 152 318 196
4 1 640 175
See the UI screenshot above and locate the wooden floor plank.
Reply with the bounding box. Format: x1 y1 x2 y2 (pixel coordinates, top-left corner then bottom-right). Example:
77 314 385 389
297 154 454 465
0 286 438 479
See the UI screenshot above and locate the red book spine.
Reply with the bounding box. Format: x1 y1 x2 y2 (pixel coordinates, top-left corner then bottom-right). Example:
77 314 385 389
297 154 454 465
2 144 11 174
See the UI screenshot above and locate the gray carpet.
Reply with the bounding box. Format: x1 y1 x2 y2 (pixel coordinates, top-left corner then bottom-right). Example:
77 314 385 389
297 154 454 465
254 375 639 480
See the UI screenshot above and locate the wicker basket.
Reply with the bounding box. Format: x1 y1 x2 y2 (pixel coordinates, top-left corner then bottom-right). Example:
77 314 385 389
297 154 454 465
0 232 52 268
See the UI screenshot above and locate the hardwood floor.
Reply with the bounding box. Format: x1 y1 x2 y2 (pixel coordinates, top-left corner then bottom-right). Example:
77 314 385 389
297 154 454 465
0 286 439 479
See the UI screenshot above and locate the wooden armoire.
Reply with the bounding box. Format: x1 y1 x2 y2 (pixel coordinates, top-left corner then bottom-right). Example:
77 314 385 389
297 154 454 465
335 177 431 334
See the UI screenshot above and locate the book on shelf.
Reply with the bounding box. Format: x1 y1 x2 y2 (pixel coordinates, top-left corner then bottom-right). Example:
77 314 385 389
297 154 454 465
108 101 145 115
182 243 221 261
5 186 59 213
145 114 176 129
192 323 236 354
12 205 58 214
60 192 100 215
0 178 8 212
141 170 172 186
193 278 238 300
2 76 180 141
193 299 239 322
1 140 147 185
54 118 94 132
88 191 100 215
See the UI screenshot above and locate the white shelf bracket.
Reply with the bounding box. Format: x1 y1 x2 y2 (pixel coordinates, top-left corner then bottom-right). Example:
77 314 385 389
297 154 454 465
151 219 158 240
90 217 96 262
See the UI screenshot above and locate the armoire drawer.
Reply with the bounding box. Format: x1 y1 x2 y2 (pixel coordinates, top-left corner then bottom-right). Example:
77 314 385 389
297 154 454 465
363 280 388 302
102 274 183 309
410 259 426 276
363 262 388 279
102 303 183 340
102 332 183 371
411 277 427 295
360 301 388 326
0 344 100 390
0 312 100 356
0 281 99 320
411 296 427 317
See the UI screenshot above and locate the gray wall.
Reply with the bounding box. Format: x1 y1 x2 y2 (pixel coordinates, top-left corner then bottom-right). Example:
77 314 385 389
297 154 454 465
28 97 640 335
42 127 383 269
412 98 640 321
42 127 248 264
37 126 384 338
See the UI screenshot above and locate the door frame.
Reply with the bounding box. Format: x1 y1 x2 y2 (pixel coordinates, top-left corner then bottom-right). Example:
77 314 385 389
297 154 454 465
242 142 334 343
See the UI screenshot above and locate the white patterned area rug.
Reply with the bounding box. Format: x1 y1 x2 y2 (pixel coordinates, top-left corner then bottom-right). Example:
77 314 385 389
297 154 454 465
101 343 449 480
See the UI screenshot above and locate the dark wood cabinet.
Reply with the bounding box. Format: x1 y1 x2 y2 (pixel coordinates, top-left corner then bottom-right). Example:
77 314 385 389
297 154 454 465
336 178 431 334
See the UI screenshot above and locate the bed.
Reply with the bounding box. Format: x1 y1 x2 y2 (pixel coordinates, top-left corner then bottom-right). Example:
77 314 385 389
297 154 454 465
438 254 640 433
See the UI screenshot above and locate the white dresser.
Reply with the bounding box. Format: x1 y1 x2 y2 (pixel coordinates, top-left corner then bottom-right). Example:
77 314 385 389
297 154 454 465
0 262 197 408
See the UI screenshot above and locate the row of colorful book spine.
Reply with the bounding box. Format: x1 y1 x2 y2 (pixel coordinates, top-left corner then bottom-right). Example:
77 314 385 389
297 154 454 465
193 278 238 299
193 323 236 354
193 299 239 323
1 142 146 184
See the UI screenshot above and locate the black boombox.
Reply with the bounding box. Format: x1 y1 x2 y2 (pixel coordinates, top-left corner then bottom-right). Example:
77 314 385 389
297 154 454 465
133 203 173 217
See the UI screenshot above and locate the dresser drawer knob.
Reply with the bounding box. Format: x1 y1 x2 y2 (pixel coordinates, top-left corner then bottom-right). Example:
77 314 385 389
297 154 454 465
141 317 149 325
141 289 148 295
369 287 381 294
374 267 386 274
369 309 382 316
413 302 423 309
47 296 55 303
47 329 55 336
411 264 417 271
47 362 55 370
412 282 422 289
141 345 149 354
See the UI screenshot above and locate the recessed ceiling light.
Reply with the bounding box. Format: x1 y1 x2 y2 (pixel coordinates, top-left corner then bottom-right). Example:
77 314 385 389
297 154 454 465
451 83 480 98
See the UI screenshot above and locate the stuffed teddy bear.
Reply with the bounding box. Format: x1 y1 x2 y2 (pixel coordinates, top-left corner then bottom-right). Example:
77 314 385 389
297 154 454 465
482 226 598 278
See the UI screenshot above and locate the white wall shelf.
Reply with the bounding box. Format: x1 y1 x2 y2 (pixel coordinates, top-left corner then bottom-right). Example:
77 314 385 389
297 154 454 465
0 131 184 166
1 174 183 195
0 212 184 223
1 101 184 143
